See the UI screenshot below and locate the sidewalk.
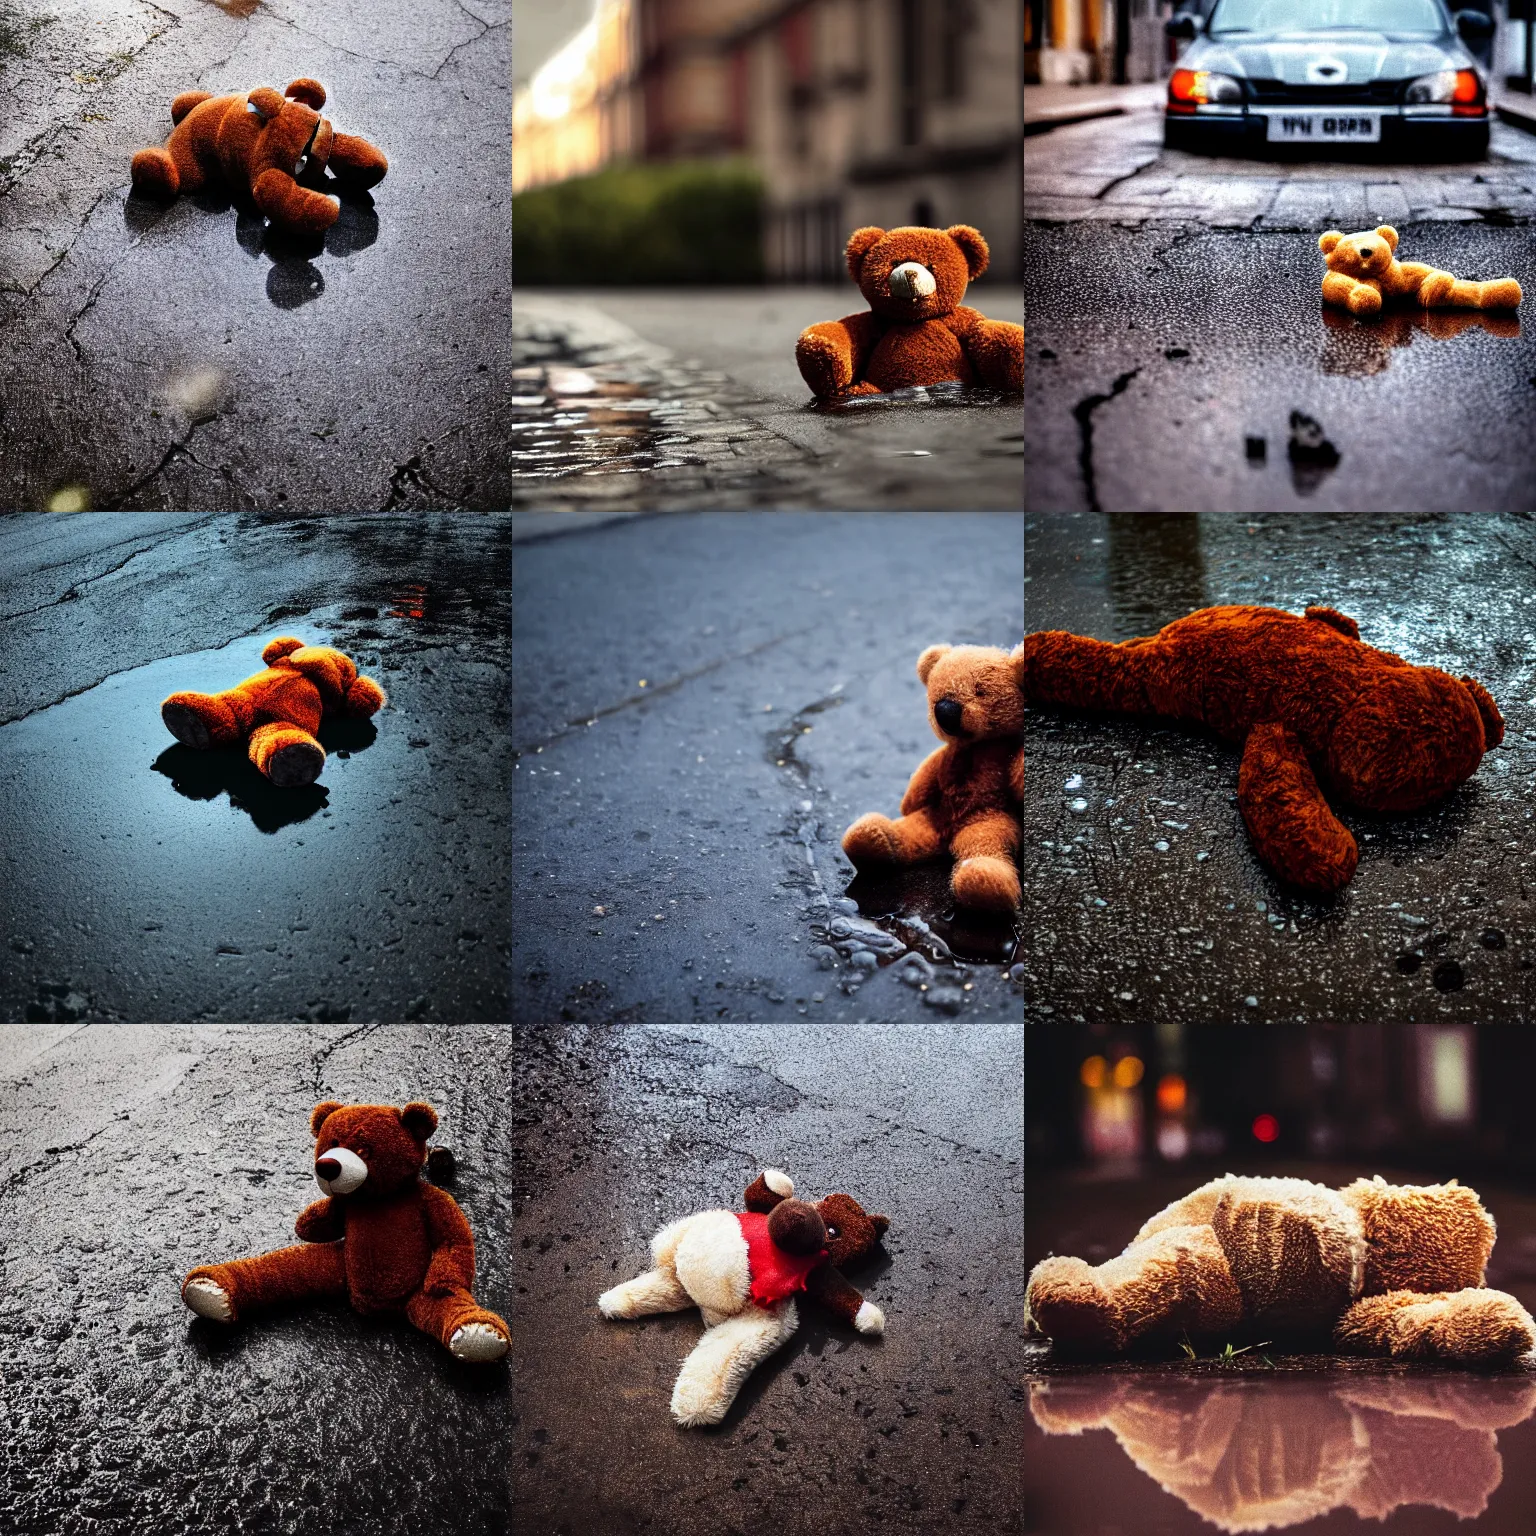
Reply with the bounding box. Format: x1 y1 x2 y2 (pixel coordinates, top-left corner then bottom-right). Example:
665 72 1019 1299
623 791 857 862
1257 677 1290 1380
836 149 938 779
1025 81 1167 135
1493 83 1536 136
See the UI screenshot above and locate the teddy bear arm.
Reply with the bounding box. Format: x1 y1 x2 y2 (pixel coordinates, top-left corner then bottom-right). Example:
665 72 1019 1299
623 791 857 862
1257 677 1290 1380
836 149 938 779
171 90 213 125
743 1170 793 1213
795 313 880 397
325 130 389 189
1009 744 1024 804
1237 722 1358 894
898 746 948 814
1336 1288 1536 1365
419 1183 478 1295
294 1196 342 1243
805 1263 863 1325
952 307 1024 392
1383 260 1435 299
252 167 340 238
1321 270 1382 317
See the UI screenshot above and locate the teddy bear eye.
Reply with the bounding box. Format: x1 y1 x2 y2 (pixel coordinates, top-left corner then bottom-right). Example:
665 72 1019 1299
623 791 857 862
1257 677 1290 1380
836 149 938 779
826 1225 838 1238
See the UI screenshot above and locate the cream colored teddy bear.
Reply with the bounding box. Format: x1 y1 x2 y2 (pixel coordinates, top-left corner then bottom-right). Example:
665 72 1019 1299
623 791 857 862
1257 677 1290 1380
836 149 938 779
1319 225 1522 318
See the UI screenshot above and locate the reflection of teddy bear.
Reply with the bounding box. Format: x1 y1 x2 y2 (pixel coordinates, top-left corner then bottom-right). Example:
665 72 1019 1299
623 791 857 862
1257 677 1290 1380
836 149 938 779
160 636 386 787
1320 304 1522 376
599 1170 890 1427
182 1101 510 1363
795 225 1024 400
1026 1174 1536 1366
1319 226 1521 318
843 642 1024 913
1025 605 1502 894
1030 1372 1536 1530
132 78 387 237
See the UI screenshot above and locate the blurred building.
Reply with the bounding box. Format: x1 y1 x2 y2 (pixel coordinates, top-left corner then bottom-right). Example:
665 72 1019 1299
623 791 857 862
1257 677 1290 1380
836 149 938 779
1027 0 1174 85
515 0 1024 282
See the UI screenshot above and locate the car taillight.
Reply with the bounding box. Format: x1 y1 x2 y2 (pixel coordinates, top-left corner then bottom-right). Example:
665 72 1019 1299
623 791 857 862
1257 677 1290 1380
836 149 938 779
1452 68 1483 115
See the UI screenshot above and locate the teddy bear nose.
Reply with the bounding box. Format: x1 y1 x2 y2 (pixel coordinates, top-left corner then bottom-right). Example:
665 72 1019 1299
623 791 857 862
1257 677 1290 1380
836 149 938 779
315 1157 340 1179
889 261 937 300
935 698 964 733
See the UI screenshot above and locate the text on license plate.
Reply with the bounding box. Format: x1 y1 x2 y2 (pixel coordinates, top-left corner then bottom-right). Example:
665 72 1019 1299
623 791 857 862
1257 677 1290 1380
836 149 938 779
1267 110 1380 141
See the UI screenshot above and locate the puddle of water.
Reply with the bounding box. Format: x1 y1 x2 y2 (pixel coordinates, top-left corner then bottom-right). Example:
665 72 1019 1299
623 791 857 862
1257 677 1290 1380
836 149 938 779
1026 1368 1536 1533
814 381 1019 415
1320 304 1521 378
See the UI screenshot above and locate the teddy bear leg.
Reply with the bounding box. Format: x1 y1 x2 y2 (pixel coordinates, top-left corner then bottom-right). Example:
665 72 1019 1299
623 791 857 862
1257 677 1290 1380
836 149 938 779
182 1241 347 1325
1472 277 1522 310
252 167 340 237
1237 722 1358 894
248 721 326 787
1336 1288 1536 1366
406 1286 511 1363
161 690 246 750
1025 1256 1125 1353
967 317 1025 392
599 1267 694 1319
950 811 1021 913
131 147 183 200
342 674 388 717
325 132 389 191
670 1300 799 1428
842 807 944 869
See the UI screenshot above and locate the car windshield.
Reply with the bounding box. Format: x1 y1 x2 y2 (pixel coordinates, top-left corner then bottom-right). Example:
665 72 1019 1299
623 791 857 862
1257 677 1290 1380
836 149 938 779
1209 0 1443 32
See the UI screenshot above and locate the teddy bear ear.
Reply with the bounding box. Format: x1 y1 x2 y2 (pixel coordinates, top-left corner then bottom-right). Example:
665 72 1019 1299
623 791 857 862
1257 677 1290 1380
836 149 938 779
945 225 990 280
845 226 886 280
248 87 287 120
399 1101 439 1140
1375 224 1399 250
871 1214 890 1238
917 644 951 683
285 78 327 110
310 1100 343 1136
1318 230 1343 253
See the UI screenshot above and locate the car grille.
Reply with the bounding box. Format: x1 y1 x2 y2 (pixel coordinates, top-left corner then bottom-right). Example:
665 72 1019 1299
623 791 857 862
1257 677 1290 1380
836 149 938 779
1245 79 1406 104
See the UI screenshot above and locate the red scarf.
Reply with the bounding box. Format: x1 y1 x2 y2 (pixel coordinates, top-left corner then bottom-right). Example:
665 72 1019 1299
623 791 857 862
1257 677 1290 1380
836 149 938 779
737 1211 825 1305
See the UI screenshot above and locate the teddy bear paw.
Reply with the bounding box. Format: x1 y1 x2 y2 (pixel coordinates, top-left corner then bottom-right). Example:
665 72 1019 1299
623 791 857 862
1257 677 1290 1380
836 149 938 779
854 1301 885 1336
842 814 899 866
448 1321 509 1362
182 1276 234 1323
763 1169 794 1197
161 700 213 751
952 855 1021 912
266 739 326 788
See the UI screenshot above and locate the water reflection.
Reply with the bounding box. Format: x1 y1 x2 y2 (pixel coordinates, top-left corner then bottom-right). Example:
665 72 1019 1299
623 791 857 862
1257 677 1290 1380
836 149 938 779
509 365 686 478
1320 305 1521 378
1029 1370 1536 1531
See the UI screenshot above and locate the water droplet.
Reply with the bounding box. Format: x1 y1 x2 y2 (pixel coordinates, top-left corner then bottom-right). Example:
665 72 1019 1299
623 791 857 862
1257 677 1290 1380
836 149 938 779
1068 797 1089 814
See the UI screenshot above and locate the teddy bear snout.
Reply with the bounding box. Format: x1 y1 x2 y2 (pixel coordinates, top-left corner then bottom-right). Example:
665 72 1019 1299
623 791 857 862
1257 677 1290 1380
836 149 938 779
889 261 937 300
314 1145 368 1195
935 697 965 735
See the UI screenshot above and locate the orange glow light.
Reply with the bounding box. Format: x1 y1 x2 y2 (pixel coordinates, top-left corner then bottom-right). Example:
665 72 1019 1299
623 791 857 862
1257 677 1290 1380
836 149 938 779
1452 69 1484 115
1156 1073 1187 1114
1080 1055 1108 1090
1113 1055 1145 1089
1252 1113 1280 1143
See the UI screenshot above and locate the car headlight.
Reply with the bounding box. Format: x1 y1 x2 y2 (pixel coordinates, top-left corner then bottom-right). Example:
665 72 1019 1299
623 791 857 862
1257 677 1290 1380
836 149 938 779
1406 68 1482 109
1169 69 1244 107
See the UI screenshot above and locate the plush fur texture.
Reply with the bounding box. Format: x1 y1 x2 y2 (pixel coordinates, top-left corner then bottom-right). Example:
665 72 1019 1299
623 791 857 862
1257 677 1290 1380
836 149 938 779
161 635 386 787
1030 1372 1536 1530
131 78 387 237
599 1170 890 1427
843 641 1025 912
1025 604 1502 895
795 225 1025 400
1026 1174 1535 1367
1320 225 1522 318
181 1101 509 1363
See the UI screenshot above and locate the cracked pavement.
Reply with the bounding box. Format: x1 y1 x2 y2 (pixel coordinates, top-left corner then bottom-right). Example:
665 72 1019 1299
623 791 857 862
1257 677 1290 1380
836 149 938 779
512 289 1026 512
1023 512 1536 1025
0 1023 511 1536
512 511 1025 1025
0 512 511 1022
1024 106 1536 512
510 1022 1022 1535
0 0 510 511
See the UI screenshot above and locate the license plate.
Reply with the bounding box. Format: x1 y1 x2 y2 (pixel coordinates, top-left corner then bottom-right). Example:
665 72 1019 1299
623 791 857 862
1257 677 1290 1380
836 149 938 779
1266 110 1381 142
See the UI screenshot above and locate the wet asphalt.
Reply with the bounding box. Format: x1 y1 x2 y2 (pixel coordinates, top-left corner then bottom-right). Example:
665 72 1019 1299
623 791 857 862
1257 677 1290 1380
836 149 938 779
0 1023 512 1536
512 510 1026 1025
0 513 511 1022
1023 512 1536 1025
510 1022 1023 1535
1024 222 1536 512
0 0 510 511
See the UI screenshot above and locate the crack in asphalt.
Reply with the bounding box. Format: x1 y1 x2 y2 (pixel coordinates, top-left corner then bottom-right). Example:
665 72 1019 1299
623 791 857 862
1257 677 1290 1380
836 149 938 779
379 449 458 511
2 540 174 622
308 1022 386 1093
1071 367 1140 515
103 417 235 509
512 626 814 760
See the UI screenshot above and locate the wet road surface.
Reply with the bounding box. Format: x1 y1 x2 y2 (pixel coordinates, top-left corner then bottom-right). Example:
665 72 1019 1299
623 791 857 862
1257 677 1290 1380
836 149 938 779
0 513 510 1022
1023 512 1536 1025
511 1022 1022 1535
512 511 1025 1025
512 290 1025 512
0 0 510 511
1026 1162 1536 1533
1024 107 1536 512
0 1023 511 1536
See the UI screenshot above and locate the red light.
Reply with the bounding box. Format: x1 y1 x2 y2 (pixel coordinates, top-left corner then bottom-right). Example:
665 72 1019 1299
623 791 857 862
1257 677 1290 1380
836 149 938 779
1168 68 1199 113
1452 69 1484 116
1252 1113 1280 1144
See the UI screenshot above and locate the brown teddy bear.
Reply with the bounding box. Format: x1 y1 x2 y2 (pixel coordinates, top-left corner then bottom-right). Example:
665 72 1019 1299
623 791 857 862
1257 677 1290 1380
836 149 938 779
160 635 386 787
843 642 1025 913
132 77 387 237
1026 1173 1536 1366
1030 1372 1536 1529
795 225 1025 401
182 1100 509 1363
599 1169 890 1427
1319 226 1522 318
1025 604 1502 894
